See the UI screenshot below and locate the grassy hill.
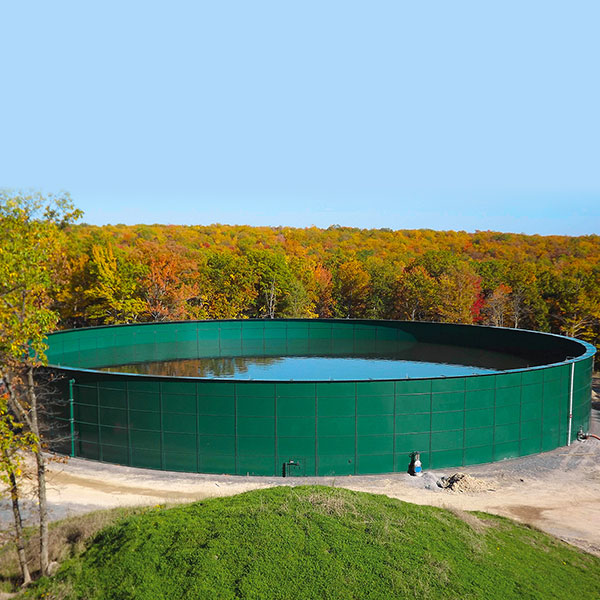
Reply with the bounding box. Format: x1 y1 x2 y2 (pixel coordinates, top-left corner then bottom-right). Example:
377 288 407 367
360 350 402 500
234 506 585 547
17 486 600 599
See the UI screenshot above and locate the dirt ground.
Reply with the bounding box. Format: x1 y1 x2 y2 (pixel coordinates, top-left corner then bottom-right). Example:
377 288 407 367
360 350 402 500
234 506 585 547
2 378 600 556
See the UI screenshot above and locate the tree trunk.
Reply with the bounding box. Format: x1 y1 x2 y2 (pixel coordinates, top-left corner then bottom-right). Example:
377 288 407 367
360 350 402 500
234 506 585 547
266 280 276 319
8 469 31 586
511 289 525 329
26 367 49 577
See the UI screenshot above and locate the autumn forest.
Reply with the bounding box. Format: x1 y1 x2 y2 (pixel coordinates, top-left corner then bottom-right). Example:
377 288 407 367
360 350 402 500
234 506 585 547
49 221 600 350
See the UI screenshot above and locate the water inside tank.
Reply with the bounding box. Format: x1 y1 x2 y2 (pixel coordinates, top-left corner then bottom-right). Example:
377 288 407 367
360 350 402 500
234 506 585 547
97 342 535 380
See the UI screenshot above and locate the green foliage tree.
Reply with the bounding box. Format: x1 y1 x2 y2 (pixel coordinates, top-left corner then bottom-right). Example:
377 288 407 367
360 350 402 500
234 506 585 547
0 190 82 577
547 271 600 341
247 250 294 318
413 249 461 279
365 258 399 319
394 266 437 321
85 244 147 324
281 278 316 318
335 260 370 318
202 253 257 319
0 395 37 585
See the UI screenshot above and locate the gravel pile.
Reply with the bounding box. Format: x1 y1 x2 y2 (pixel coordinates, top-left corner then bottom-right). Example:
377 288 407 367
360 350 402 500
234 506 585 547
439 472 497 493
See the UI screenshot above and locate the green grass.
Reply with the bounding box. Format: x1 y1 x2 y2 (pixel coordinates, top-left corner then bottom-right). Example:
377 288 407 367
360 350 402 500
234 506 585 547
14 485 600 599
0 506 146 592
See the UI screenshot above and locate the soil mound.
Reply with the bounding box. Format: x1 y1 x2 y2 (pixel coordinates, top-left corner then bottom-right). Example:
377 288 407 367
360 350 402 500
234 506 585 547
440 472 496 493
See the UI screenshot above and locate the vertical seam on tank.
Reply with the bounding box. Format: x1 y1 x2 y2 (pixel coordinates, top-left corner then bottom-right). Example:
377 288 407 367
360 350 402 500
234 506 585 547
234 382 238 475
462 379 466 467
569 364 573 442
568 365 572 443
315 382 318 476
152 327 162 469
558 364 571 445
564 366 568 443
492 377 497 462
518 372 523 457
566 365 571 444
428 379 433 468
125 380 131 467
557 368 561 445
540 372 545 452
274 383 278 477
240 320 244 357
196 322 200 363
195 382 199 473
71 379 77 458
152 325 157 372
354 381 358 475
558 363 575 445
159 381 164 470
392 380 397 472
329 322 333 354
97 381 102 462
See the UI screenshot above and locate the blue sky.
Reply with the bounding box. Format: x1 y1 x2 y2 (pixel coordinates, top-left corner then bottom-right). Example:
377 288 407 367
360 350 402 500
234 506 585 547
1 1 598 235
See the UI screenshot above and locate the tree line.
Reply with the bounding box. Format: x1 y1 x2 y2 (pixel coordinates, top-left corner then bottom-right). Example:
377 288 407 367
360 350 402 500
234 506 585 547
54 217 600 346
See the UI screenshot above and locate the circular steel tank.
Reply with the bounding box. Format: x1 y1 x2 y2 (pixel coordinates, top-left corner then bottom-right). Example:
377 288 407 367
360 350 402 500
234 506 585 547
45 319 596 476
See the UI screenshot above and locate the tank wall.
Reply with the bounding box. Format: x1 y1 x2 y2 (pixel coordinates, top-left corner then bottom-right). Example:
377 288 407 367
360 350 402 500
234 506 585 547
47 320 421 369
46 320 595 476
47 319 585 368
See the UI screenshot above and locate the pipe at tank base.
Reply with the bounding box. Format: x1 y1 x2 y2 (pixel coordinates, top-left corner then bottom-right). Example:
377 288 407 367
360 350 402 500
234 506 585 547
567 362 574 446
577 429 600 442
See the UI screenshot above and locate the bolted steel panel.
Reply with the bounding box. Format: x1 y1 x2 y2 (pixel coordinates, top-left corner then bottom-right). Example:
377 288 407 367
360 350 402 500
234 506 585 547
44 319 595 476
